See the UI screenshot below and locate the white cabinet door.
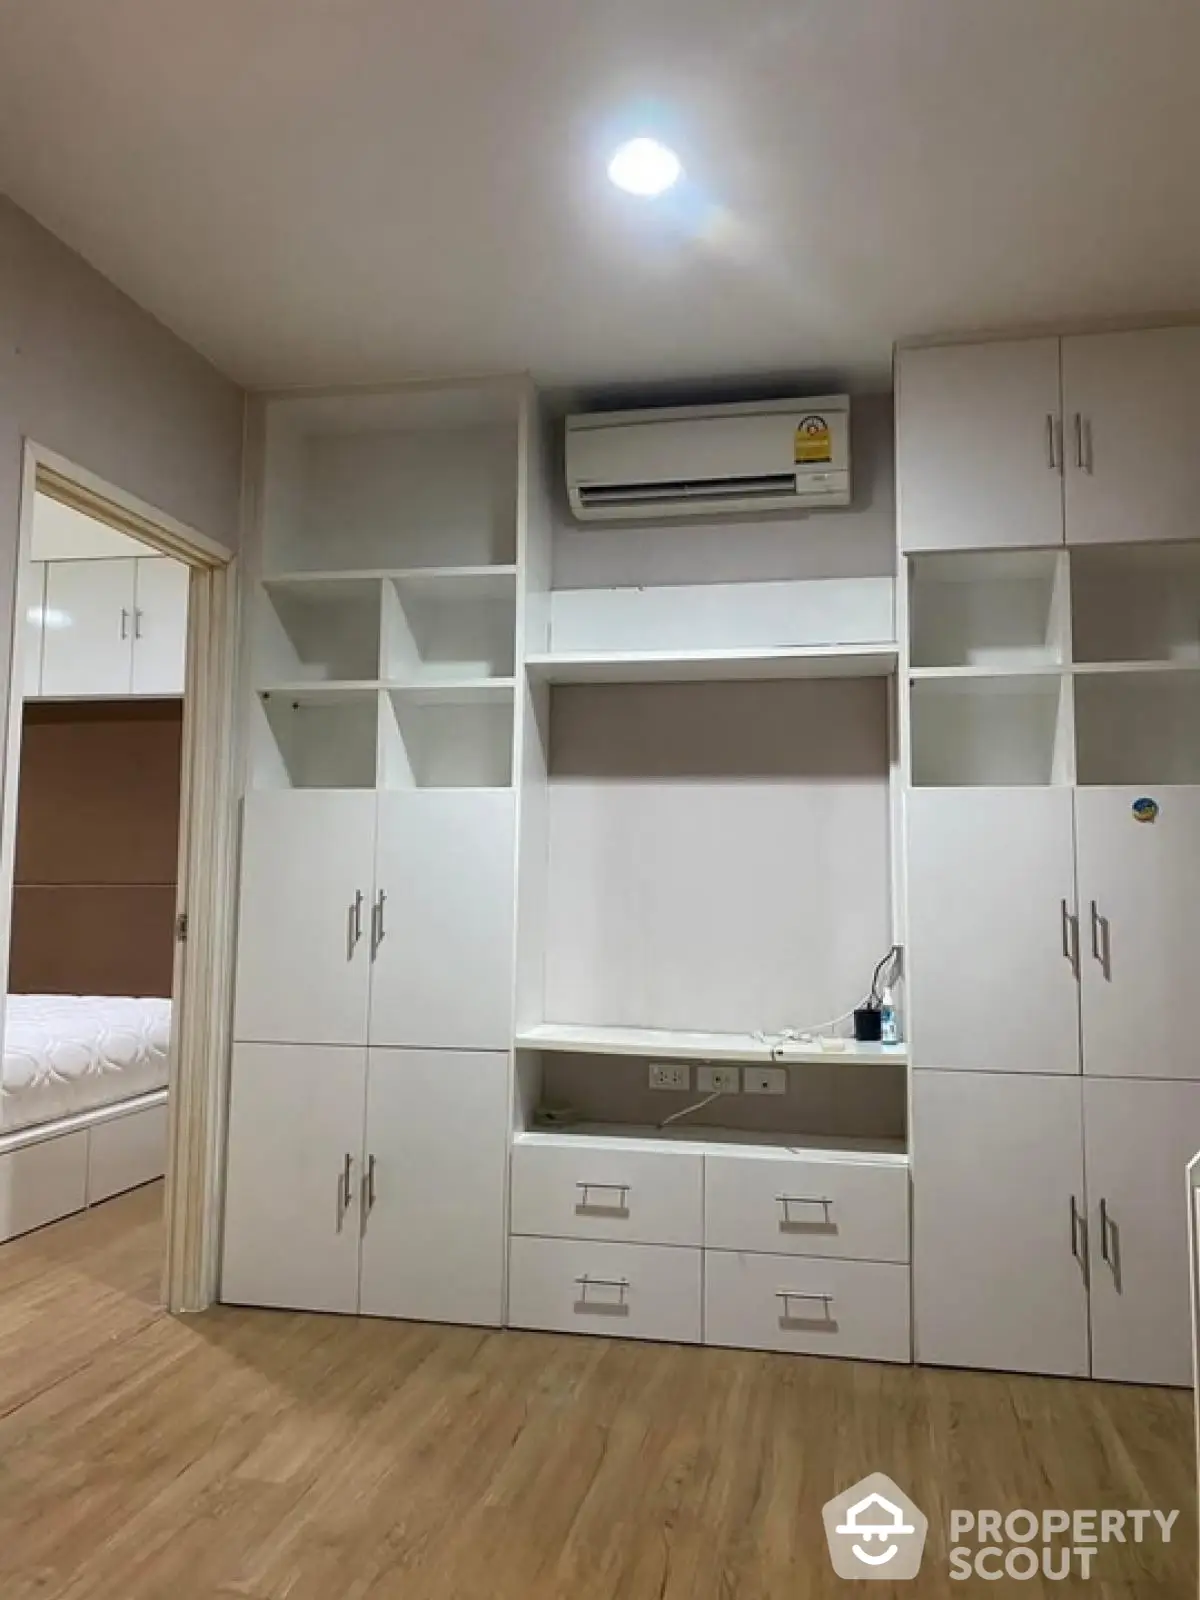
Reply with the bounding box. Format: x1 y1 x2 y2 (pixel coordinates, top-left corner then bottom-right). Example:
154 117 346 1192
906 788 1080 1073
40 558 135 696
221 1044 366 1313
913 1070 1090 1377
1076 788 1200 1080
131 558 189 695
358 1048 508 1326
22 561 46 697
1084 1078 1200 1387
1063 327 1200 546
369 791 515 1050
897 339 1064 552
233 791 376 1046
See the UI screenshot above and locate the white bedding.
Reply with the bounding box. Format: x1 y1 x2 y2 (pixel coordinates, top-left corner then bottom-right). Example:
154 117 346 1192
2 995 171 1132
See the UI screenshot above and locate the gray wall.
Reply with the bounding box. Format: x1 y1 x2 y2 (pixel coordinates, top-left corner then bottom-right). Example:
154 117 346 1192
0 193 244 852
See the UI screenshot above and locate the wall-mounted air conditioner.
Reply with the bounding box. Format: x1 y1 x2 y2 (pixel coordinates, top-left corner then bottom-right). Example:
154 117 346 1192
565 395 851 522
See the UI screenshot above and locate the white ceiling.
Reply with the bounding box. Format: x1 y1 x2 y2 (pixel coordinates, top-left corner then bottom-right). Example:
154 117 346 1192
2 0 1200 394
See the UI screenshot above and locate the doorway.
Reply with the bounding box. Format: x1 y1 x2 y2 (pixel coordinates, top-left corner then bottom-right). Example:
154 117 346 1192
0 445 238 1312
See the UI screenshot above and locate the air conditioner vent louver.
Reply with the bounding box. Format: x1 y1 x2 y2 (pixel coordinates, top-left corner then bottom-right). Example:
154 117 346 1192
577 473 797 509
566 396 851 522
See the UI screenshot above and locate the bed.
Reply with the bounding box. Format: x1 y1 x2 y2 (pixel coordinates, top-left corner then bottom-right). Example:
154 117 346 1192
1 994 171 1134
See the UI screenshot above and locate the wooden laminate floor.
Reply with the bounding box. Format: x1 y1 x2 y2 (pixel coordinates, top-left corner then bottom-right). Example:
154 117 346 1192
0 1185 1193 1599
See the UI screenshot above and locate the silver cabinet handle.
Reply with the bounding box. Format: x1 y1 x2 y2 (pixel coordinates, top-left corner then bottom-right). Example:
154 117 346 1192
575 1275 629 1309
134 609 144 640
777 1194 834 1224
1070 1194 1088 1281
575 1180 631 1212
1073 413 1084 470
1090 900 1111 978
361 1154 377 1229
776 1290 835 1323
120 607 130 640
347 890 364 959
1061 898 1079 974
370 889 387 959
1045 413 1058 470
337 1153 354 1231
1099 1197 1112 1265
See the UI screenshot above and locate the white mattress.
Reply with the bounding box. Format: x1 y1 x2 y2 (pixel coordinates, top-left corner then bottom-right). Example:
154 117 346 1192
1 995 171 1132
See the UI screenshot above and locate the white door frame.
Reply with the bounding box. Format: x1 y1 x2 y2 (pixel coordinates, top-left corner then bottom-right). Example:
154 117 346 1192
3 440 241 1313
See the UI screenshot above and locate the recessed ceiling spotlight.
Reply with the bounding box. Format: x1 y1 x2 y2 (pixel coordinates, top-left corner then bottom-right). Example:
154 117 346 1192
607 137 683 197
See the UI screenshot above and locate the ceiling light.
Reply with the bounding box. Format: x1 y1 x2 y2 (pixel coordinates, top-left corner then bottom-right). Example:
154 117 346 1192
607 138 682 197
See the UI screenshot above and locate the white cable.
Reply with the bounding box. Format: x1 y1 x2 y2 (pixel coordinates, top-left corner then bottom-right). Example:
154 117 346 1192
657 1089 723 1130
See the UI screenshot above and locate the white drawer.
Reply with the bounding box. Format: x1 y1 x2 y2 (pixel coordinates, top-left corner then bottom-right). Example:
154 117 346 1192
88 1104 168 1204
508 1236 702 1344
705 1250 911 1363
510 1137 703 1246
0 1131 88 1243
704 1150 909 1262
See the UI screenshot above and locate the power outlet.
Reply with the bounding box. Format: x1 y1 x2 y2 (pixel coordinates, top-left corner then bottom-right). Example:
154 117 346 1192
697 1065 741 1094
648 1060 691 1091
744 1065 787 1096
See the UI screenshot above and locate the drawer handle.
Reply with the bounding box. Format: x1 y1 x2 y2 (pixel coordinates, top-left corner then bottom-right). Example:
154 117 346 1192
776 1289 836 1328
776 1194 834 1229
575 1180 632 1215
574 1275 631 1317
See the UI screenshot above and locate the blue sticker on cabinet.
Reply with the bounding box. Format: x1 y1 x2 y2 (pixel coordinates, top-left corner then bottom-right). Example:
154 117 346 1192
1132 796 1159 823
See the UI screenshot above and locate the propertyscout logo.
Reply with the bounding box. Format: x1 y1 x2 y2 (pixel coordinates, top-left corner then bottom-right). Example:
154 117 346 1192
822 1475 1180 1582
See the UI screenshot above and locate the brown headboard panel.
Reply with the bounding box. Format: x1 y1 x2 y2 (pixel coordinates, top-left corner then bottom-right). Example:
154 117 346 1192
9 699 183 997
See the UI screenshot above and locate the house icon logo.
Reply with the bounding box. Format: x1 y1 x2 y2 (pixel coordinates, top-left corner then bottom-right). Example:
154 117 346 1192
822 1473 928 1580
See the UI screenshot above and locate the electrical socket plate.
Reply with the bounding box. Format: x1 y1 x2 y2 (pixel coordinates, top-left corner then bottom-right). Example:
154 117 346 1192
697 1065 741 1094
648 1060 690 1091
744 1065 787 1096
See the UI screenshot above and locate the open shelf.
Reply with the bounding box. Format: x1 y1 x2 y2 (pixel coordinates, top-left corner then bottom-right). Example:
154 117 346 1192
516 1022 908 1067
381 687 513 789
250 687 378 790
1075 669 1200 785
525 644 897 684
909 549 1067 669
384 572 515 685
260 385 520 575
514 1124 909 1163
257 578 382 683
1071 543 1200 665
910 672 1072 786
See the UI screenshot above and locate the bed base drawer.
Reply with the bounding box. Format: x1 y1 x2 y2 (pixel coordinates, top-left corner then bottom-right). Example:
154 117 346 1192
0 1131 88 1243
88 1103 169 1203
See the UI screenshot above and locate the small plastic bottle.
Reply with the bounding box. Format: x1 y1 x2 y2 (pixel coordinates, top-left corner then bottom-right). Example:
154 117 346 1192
880 984 900 1045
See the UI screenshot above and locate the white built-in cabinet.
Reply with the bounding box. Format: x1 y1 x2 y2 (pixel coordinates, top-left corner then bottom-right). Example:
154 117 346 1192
907 788 1080 1075
899 327 1200 552
913 1071 1090 1378
222 381 526 1329
900 326 1200 1388
222 1043 508 1324
914 1071 1200 1387
232 789 515 1051
25 547 188 699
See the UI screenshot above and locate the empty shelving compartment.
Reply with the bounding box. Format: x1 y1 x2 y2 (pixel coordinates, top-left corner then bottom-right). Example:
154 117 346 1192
381 685 513 789
383 569 516 686
256 577 382 683
259 385 521 574
1075 669 1200 784
910 673 1072 786
1071 543 1200 664
908 550 1067 669
249 688 379 789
